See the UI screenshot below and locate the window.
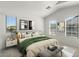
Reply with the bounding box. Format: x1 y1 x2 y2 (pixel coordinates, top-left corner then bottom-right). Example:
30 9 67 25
6 16 17 32
66 16 79 37
49 20 57 35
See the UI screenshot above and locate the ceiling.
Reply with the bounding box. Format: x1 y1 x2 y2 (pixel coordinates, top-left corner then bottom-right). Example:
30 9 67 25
0 1 79 17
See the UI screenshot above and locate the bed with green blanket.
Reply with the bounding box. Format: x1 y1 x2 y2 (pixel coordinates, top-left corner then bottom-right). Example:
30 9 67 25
19 36 50 56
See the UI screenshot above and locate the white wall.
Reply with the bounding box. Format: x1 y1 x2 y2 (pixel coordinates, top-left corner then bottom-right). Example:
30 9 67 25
44 4 79 48
0 13 44 50
17 15 44 32
0 13 6 49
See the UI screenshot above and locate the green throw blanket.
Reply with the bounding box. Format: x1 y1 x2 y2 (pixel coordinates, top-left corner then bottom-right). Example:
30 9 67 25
19 36 50 56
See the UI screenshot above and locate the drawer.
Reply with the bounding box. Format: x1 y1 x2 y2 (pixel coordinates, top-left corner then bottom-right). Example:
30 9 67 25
6 42 17 47
6 40 17 47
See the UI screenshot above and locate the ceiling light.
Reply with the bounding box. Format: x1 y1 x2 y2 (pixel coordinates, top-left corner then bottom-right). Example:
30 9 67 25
46 6 51 10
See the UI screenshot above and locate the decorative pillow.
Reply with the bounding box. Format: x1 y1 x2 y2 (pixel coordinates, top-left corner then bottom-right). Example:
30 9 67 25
25 33 31 37
21 32 26 38
16 32 22 39
32 32 40 36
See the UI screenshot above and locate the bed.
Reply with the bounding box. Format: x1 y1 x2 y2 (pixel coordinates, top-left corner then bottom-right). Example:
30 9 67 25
18 36 58 57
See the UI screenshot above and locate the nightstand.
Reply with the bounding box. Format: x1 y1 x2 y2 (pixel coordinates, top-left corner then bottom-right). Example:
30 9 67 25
6 37 17 47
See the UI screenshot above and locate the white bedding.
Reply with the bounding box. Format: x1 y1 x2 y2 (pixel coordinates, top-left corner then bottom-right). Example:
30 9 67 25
26 39 58 57
19 35 46 43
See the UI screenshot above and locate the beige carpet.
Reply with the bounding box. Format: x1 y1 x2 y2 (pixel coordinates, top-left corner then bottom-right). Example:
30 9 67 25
62 46 76 57
0 45 79 57
0 47 22 57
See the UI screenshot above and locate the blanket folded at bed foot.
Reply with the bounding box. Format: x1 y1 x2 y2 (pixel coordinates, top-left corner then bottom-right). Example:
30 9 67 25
18 36 50 56
26 39 58 57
